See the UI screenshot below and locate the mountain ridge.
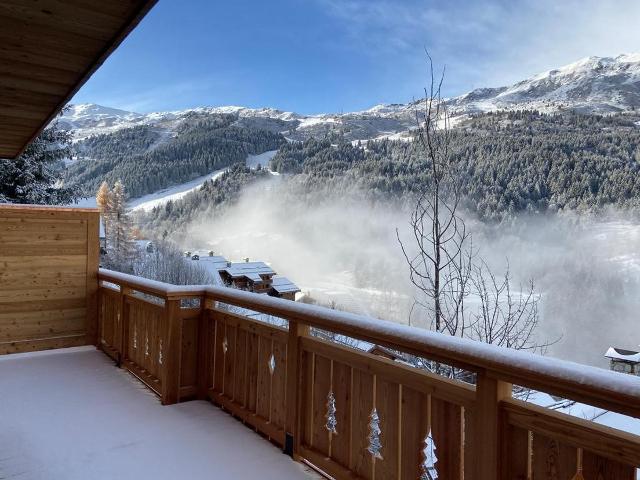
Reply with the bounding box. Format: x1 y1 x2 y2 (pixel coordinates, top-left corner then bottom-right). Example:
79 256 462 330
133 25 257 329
63 53 640 142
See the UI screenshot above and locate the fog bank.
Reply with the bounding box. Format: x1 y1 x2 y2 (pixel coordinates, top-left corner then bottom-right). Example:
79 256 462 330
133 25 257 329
186 178 640 368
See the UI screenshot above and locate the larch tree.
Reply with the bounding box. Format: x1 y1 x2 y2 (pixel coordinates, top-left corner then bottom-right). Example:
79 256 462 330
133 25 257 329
105 180 136 271
96 181 113 250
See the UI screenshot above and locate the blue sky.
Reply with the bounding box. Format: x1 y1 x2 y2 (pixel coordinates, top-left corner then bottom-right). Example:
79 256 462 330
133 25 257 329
72 0 640 114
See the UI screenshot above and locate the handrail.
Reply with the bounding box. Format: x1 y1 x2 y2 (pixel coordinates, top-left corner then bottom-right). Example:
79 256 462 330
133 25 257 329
98 268 640 418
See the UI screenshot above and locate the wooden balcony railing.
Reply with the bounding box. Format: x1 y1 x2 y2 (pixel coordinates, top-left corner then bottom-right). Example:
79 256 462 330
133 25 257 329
98 268 640 480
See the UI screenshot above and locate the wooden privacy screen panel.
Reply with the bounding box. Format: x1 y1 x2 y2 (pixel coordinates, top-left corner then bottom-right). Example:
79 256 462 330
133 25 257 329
0 205 99 354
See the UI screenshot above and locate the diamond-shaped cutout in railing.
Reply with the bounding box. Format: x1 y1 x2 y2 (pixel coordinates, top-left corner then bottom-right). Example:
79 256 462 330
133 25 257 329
268 353 276 375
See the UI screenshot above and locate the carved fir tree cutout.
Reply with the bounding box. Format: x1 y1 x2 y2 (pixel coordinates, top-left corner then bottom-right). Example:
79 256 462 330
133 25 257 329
222 336 228 355
421 428 438 479
325 391 337 434
367 408 383 459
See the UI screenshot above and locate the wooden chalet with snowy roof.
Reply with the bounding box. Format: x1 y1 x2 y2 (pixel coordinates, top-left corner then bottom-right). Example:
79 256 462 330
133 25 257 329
605 346 640 375
219 260 276 293
269 276 301 300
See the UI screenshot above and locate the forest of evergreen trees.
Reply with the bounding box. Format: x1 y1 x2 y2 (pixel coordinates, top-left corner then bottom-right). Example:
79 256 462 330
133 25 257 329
271 111 640 220
66 113 286 198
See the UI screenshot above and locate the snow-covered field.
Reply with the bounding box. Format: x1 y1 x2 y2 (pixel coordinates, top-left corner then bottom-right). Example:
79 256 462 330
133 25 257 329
0 347 317 480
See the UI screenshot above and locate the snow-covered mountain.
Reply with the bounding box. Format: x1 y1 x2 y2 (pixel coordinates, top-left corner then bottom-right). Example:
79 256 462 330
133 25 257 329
63 54 640 142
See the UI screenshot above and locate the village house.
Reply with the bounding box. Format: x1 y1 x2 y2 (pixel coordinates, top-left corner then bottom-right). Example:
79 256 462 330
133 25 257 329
605 346 640 376
269 276 302 301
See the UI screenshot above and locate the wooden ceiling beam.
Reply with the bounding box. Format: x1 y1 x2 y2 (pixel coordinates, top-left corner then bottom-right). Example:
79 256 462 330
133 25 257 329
0 0 157 159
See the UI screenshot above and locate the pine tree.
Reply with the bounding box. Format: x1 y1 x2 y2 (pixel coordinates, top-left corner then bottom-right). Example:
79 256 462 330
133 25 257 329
0 116 78 204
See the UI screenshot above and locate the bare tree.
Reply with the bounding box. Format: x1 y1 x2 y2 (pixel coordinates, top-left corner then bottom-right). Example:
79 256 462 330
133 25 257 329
398 52 470 335
398 54 552 375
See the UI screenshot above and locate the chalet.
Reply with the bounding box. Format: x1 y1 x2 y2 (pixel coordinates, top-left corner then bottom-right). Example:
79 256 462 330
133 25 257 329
269 276 301 300
219 260 276 293
605 347 640 375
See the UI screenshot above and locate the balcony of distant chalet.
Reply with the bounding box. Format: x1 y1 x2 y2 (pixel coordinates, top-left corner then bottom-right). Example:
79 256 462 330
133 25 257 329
2 1 640 479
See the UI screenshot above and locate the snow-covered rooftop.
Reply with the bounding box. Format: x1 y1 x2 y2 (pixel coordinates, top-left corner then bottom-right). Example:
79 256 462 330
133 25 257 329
605 347 640 363
271 276 300 294
222 261 275 278
0 347 316 480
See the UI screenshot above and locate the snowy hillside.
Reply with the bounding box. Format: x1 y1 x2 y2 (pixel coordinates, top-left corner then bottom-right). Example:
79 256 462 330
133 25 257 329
63 54 640 143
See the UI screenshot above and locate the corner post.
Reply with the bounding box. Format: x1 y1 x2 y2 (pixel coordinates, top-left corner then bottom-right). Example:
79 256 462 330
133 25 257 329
474 371 511 479
284 320 309 458
162 297 182 405
196 296 211 400
118 286 132 367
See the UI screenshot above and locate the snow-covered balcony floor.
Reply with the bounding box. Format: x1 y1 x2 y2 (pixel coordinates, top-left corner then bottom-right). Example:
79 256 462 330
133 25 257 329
0 347 317 480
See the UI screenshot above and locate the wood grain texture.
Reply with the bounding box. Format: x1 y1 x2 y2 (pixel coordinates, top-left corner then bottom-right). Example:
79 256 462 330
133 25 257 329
0 0 157 158
0 206 98 355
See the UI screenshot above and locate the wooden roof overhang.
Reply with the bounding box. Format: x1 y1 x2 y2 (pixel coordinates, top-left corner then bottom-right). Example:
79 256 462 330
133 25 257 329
0 0 157 159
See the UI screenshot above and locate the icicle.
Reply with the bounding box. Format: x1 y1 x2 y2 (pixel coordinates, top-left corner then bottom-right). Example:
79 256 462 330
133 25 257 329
268 353 276 375
325 391 337 434
367 408 383 459
421 429 438 479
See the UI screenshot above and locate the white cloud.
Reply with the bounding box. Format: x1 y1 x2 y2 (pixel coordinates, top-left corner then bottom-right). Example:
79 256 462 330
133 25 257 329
317 0 640 96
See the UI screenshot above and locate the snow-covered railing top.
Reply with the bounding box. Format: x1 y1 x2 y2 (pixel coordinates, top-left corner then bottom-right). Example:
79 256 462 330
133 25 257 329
99 267 640 418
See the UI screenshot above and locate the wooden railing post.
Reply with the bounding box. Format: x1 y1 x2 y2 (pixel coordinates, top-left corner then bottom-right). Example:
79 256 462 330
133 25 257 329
161 298 182 405
285 320 309 457
474 371 511 479
118 286 132 367
196 296 210 400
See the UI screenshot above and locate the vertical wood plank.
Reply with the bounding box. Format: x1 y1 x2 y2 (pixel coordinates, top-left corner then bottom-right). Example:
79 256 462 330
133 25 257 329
85 212 99 346
400 387 429 480
213 317 225 392
351 368 374 479
234 328 247 405
161 298 181 405
474 373 511 479
582 450 636 480
502 424 530 480
256 335 272 420
330 361 352 468
196 301 210 399
301 350 314 448
286 321 309 457
531 434 577 480
271 340 287 431
431 397 463 480
223 324 237 398
311 355 332 456
246 331 259 412
375 378 400 480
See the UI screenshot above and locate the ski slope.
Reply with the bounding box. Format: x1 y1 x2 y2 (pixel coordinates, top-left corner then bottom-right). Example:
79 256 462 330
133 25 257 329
129 150 279 212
